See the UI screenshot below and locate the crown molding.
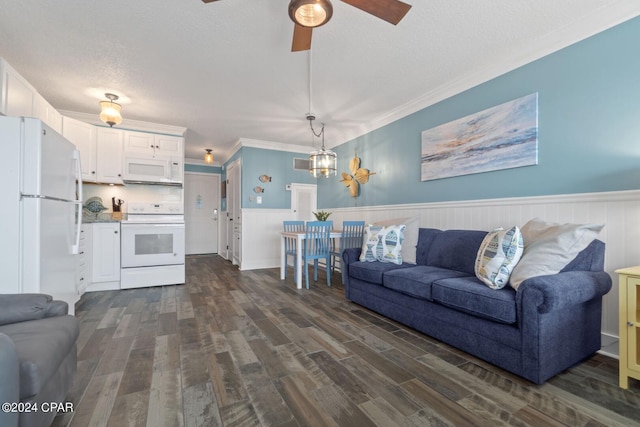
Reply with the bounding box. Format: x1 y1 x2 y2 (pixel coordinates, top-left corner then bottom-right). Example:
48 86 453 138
225 137 313 162
59 110 186 136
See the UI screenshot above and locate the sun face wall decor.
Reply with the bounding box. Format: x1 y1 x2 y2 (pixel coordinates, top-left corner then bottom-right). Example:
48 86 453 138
340 151 375 197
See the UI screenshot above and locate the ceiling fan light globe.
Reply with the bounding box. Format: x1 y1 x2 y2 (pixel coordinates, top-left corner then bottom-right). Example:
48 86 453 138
289 0 333 28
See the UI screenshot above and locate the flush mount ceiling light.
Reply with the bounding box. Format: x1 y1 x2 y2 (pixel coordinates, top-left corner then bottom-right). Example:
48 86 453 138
288 0 333 28
204 149 214 164
99 93 123 127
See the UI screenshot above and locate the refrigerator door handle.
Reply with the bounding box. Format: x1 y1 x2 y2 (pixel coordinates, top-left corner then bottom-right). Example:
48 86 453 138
75 149 83 203
71 150 83 255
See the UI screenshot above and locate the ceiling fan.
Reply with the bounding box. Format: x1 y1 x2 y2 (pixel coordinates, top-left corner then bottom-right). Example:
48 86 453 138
201 0 412 52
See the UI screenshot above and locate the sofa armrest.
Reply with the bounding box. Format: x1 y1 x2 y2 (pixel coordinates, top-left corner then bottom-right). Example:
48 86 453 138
342 247 362 264
341 248 362 285
516 271 612 314
0 333 19 427
0 294 69 326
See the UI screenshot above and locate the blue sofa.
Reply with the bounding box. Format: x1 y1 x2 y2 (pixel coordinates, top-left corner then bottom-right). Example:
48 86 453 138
342 227 612 384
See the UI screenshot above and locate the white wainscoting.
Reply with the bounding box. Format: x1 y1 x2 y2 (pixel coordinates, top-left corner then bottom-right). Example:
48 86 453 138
240 209 297 271
241 190 640 343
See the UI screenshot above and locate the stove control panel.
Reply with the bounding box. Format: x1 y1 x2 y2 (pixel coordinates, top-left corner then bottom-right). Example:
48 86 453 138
128 202 183 214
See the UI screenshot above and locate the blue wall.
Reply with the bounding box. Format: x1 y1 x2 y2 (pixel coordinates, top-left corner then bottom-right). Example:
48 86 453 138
317 16 640 208
241 147 316 209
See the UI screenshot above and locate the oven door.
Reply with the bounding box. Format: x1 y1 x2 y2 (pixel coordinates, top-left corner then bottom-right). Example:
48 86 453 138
121 223 185 268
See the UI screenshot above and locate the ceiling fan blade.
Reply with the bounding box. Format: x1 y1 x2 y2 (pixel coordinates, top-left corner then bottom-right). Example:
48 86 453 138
341 0 412 25
201 0 221 3
292 24 312 52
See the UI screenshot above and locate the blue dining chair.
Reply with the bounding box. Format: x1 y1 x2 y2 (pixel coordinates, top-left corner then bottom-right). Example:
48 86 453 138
303 221 333 289
330 220 366 273
283 221 305 280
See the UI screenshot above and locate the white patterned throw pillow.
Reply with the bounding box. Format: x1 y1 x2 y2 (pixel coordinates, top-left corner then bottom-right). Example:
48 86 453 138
374 217 419 264
475 226 524 290
359 225 385 262
379 224 406 265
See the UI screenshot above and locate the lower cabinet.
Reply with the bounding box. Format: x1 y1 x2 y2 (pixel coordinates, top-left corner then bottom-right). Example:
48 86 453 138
82 222 121 292
76 224 90 296
616 266 640 389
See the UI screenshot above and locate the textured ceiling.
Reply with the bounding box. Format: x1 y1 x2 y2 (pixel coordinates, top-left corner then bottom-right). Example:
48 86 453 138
0 1 638 162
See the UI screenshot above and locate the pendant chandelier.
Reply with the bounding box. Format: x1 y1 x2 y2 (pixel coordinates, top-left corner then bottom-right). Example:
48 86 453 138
99 93 123 127
306 51 337 178
308 115 337 178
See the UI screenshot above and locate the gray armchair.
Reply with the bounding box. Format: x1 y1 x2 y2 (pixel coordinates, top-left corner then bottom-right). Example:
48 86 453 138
0 294 79 427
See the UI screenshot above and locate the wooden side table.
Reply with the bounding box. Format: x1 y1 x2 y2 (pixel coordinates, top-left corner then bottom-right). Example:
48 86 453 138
615 266 640 389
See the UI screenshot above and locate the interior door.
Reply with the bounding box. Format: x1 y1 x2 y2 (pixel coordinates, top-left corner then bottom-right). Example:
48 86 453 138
184 172 220 255
291 183 317 221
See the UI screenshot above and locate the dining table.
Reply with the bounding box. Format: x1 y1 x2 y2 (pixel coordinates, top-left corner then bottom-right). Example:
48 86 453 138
280 230 341 289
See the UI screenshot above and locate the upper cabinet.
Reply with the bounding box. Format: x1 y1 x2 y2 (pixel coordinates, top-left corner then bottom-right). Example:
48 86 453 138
0 58 62 133
63 116 97 181
0 59 35 118
34 95 62 134
96 127 124 185
63 118 125 185
124 131 183 158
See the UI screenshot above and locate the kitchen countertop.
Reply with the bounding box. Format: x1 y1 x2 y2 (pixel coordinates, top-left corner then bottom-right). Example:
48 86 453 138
82 213 123 223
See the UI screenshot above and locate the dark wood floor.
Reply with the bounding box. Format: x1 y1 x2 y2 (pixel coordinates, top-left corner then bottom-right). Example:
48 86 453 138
52 255 640 427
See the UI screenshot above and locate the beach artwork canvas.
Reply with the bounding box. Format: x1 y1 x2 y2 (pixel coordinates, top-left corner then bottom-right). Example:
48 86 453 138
421 93 538 181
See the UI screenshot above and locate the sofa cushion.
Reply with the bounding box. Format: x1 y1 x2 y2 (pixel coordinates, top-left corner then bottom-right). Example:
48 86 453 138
383 266 469 301
0 315 79 399
475 226 524 290
349 260 413 285
426 230 488 275
509 218 604 290
415 228 443 265
432 276 517 324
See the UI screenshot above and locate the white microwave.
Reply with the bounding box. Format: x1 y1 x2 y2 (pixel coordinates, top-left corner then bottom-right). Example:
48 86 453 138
123 156 183 186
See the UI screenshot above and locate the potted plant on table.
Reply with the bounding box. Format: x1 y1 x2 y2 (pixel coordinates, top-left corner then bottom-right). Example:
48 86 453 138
313 211 332 221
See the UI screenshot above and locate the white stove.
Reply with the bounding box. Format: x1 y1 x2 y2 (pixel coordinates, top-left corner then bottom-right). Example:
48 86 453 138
120 202 185 289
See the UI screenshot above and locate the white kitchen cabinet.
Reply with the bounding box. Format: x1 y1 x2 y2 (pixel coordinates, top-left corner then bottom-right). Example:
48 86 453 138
89 222 121 290
0 58 62 133
124 130 183 158
63 118 124 185
62 116 97 181
155 134 183 156
0 58 37 118
96 127 124 184
35 94 62 134
76 224 91 296
123 130 154 154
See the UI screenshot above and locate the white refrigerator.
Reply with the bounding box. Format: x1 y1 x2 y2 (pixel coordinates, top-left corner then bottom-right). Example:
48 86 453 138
0 116 83 314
